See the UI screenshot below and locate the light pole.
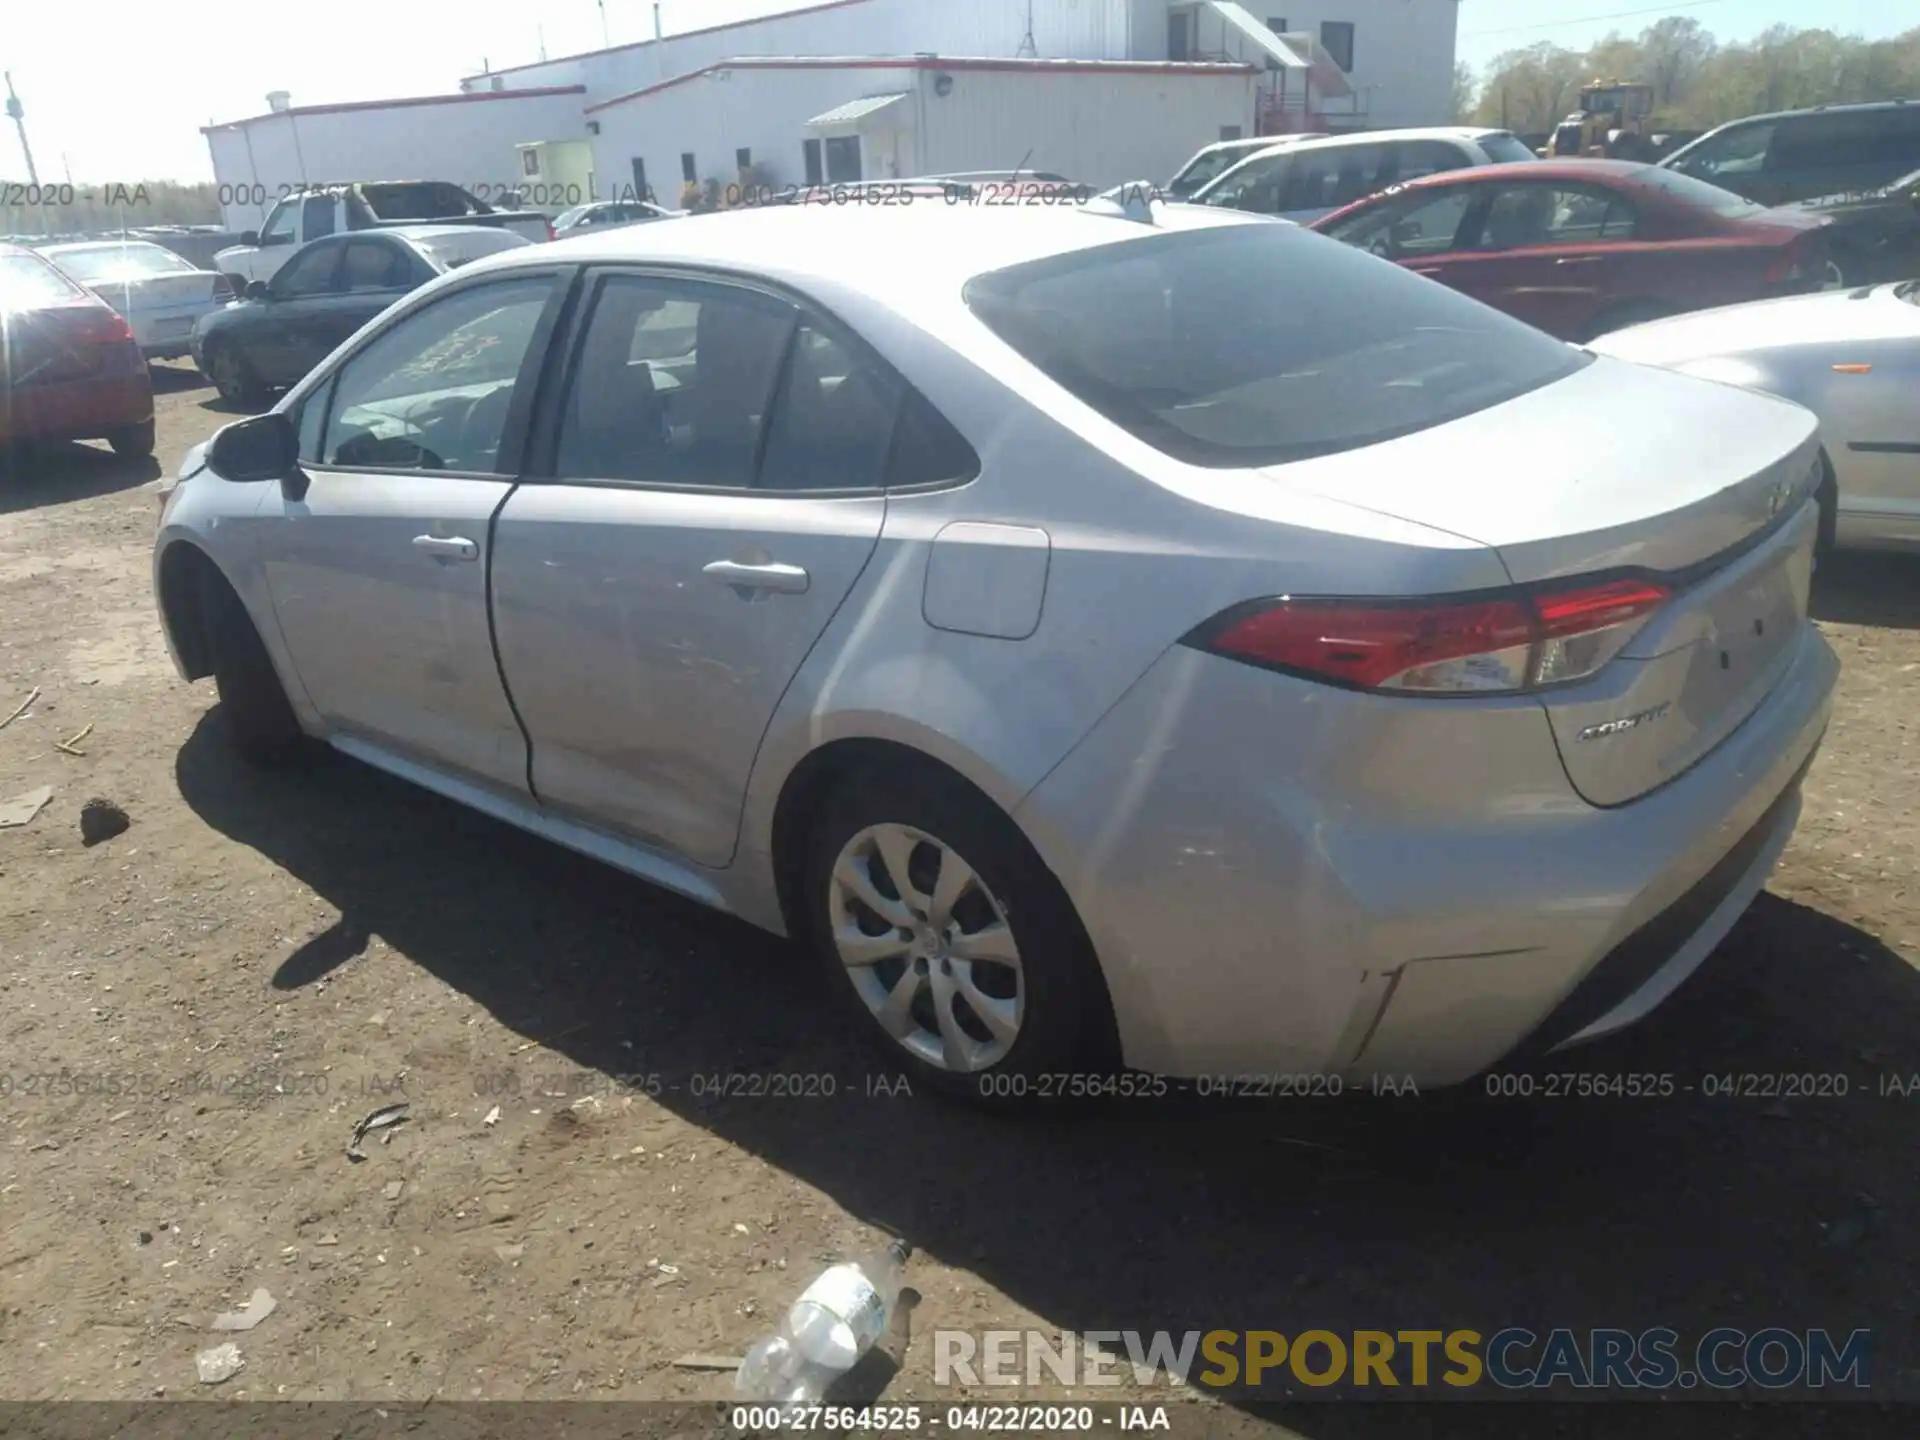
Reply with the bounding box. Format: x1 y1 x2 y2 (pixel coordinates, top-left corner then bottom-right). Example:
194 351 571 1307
5 72 39 186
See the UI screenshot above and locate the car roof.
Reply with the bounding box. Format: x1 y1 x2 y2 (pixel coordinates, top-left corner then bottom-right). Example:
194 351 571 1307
1692 98 1917 132
482 201 1267 298
38 238 176 254
1379 158 1651 188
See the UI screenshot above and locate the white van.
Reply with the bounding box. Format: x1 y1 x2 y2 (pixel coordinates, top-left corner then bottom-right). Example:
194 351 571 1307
1191 127 1538 223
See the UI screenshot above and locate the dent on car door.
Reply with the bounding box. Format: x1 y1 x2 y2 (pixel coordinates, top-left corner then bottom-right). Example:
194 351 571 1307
489 270 915 867
257 273 566 791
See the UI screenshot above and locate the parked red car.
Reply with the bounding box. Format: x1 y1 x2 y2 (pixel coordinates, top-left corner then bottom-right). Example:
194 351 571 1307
1310 160 1831 341
1 242 155 461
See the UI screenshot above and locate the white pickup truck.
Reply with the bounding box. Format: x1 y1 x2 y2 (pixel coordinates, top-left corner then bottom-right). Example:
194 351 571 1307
214 181 551 290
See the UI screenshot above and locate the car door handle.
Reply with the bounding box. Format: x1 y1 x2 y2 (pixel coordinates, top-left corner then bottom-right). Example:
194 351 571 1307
412 534 479 561
1411 265 1444 276
702 559 810 594
1554 256 1605 266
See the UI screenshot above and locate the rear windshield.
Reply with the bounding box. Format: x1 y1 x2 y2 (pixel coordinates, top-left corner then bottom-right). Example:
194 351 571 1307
1628 166 1766 217
363 183 486 219
1476 132 1539 164
0 252 84 306
48 243 198 281
963 222 1590 469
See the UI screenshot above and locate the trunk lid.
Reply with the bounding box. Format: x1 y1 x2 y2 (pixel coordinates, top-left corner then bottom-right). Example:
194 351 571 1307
1260 354 1823 803
88 273 223 314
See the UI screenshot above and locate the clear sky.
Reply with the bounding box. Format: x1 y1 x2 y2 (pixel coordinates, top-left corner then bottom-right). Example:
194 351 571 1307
0 0 1909 183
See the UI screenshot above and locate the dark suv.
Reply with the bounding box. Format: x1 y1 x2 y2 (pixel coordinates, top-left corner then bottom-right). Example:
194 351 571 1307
1659 100 1920 285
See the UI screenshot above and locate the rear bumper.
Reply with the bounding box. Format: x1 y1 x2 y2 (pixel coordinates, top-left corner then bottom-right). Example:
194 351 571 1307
1015 620 1838 1083
0 372 154 443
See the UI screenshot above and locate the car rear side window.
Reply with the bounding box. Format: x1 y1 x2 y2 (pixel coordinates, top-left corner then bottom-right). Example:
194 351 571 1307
340 239 410 291
554 274 798 488
320 276 554 473
1476 133 1538 164
0 252 84 305
757 321 900 492
964 222 1590 469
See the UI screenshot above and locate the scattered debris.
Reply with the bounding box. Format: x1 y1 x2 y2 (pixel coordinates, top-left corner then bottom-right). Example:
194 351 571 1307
482 1106 501 1127
79 797 130 847
316 1234 339 1247
511 1022 590 1055
733 1223 749 1235
211 1288 277 1333
673 1353 746 1371
55 722 94 757
493 1243 524 1262
346 1102 410 1162
0 785 53 831
137 1231 153 1246
0 687 40 731
383 1181 404 1200
195 1342 244 1384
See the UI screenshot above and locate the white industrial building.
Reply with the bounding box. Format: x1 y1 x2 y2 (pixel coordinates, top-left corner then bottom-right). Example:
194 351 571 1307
203 0 1460 228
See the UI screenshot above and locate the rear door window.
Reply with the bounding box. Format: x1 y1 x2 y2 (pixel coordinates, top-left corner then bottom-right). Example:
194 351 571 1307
964 221 1589 468
340 238 412 291
1391 140 1476 183
1280 144 1392 213
553 274 797 488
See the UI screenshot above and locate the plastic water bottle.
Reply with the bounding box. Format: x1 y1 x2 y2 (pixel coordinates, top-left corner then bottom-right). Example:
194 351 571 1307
735 1238 913 1404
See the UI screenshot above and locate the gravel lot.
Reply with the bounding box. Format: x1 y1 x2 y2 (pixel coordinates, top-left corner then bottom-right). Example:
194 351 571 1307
1 363 1917 1419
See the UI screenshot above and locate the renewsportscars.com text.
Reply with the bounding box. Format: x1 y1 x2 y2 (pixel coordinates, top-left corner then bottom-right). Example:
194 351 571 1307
933 1327 1872 1391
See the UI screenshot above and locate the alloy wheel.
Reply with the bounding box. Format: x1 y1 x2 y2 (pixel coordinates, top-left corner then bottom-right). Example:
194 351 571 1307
827 822 1024 1072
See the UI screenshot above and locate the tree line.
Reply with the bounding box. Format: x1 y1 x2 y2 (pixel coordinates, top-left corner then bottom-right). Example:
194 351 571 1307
1453 17 1920 134
1 180 221 237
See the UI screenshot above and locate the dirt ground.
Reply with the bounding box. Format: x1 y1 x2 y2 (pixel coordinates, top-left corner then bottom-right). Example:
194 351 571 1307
1 365 1918 1423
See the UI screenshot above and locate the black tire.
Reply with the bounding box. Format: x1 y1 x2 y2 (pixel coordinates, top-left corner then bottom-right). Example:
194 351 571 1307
801 763 1116 1104
203 338 266 408
198 565 305 765
106 418 156 458
1583 299 1671 341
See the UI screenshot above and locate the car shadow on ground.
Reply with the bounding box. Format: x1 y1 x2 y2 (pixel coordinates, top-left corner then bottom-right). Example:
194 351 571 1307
1812 551 1920 630
149 360 210 395
174 714 1920 1416
0 441 161 516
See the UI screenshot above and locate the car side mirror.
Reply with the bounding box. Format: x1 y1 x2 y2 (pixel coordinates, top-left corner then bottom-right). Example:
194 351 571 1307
245 280 271 301
239 230 260 247
205 412 308 500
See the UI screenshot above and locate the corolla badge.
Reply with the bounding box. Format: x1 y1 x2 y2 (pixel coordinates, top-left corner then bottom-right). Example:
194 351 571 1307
1577 702 1672 742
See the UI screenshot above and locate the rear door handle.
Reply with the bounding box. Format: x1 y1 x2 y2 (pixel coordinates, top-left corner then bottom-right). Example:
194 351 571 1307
412 534 479 561
702 559 810 595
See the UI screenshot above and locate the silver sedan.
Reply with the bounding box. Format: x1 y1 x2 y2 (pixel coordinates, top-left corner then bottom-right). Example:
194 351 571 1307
152 202 1836 1099
1589 280 1920 551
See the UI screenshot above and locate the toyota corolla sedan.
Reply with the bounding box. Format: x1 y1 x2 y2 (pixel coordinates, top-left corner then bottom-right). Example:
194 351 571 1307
152 201 1837 1098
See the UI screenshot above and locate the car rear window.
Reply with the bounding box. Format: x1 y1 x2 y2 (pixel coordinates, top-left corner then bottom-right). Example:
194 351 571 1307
48 243 198 281
0 252 84 306
963 222 1591 469
1627 166 1766 217
1476 132 1539 164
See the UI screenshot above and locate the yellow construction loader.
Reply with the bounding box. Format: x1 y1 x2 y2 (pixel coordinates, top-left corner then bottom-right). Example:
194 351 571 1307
1544 81 1659 161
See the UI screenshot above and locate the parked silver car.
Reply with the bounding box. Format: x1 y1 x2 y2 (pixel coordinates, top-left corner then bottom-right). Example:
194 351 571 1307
153 202 1836 1097
1589 279 1920 552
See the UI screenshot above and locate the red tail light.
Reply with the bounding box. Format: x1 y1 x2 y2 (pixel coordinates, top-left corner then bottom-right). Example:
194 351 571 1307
545 220 556 242
1191 577 1671 695
211 274 234 302
50 305 136 345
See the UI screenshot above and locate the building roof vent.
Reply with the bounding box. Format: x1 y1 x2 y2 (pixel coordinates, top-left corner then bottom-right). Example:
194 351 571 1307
266 90 291 112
